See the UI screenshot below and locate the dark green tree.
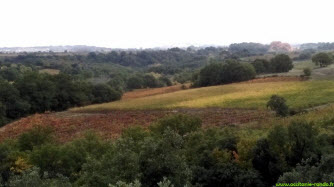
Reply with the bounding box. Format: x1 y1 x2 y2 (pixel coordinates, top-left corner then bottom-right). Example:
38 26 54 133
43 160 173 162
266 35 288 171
312 53 333 67
267 95 289 117
270 54 293 73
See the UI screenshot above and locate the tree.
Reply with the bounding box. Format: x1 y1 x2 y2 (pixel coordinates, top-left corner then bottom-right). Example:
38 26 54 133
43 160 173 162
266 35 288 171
270 54 293 73
267 95 289 117
14 72 56 113
221 60 256 83
312 53 333 67
142 74 160 88
92 84 122 103
197 63 224 87
127 76 143 89
278 154 334 183
150 114 202 136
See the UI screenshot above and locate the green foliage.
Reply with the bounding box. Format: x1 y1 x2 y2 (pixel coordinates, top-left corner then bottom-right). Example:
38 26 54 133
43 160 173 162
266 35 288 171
278 154 334 183
270 54 293 73
0 114 333 186
7 167 71 187
15 72 56 113
303 67 312 76
267 95 289 117
92 84 122 103
0 72 123 126
150 114 202 136
157 177 174 187
312 52 333 67
18 126 54 151
139 129 192 187
110 180 142 187
194 60 256 87
126 74 172 90
253 120 323 186
251 59 270 74
127 76 144 89
229 42 269 57
294 49 315 61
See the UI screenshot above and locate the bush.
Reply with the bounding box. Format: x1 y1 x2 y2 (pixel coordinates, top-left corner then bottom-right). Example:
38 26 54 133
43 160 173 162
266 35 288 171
7 167 71 187
303 68 312 77
18 126 54 151
267 95 289 117
150 114 202 136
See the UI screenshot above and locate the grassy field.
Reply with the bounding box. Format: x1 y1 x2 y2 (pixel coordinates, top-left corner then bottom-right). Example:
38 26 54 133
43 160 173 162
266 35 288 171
73 79 334 112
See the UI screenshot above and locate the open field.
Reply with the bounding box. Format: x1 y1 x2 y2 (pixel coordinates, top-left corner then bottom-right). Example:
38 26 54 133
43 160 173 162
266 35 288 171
38 68 60 75
258 60 334 80
73 78 334 112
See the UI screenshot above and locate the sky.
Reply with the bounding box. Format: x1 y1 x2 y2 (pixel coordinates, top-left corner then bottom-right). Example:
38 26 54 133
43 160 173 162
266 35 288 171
0 0 333 48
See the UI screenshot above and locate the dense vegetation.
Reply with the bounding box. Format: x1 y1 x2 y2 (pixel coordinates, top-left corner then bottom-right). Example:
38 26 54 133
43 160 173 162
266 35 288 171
0 72 122 126
0 114 334 186
251 54 293 74
192 54 293 87
1 42 334 186
312 52 333 67
192 60 256 87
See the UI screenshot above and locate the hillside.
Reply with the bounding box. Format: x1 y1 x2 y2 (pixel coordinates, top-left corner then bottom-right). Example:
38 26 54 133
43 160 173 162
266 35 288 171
2 76 334 142
73 77 334 111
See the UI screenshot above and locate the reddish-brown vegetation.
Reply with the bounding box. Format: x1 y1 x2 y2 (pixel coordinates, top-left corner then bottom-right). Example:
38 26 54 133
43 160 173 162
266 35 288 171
122 84 190 100
0 108 271 143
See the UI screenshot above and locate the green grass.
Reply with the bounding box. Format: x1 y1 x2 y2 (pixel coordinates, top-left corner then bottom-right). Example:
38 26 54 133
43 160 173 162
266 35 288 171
73 80 334 112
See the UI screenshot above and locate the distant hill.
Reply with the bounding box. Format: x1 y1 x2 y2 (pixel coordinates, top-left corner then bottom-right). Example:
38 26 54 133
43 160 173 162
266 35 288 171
0 45 112 53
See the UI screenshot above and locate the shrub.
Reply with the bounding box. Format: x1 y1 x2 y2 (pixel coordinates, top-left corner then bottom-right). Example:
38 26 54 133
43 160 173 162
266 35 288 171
267 95 289 117
303 68 312 77
150 114 202 136
7 167 71 187
17 126 54 151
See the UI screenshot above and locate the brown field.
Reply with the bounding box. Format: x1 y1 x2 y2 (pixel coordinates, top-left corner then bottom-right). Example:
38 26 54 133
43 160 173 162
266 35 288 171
0 108 271 143
122 84 190 100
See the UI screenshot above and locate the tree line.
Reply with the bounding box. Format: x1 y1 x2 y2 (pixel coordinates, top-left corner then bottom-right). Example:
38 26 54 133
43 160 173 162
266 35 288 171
0 114 333 186
0 72 122 126
192 54 294 87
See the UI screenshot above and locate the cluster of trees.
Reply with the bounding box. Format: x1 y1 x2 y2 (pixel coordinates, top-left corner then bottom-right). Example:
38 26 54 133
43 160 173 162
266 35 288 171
192 54 294 87
251 54 293 74
192 60 256 87
300 42 334 51
2 47 220 69
228 42 269 57
0 72 122 126
126 74 172 90
0 114 333 186
293 49 316 61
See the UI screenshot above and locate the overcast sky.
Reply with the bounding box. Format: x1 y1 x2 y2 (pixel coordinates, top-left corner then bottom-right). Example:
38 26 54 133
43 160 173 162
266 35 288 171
0 0 333 48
